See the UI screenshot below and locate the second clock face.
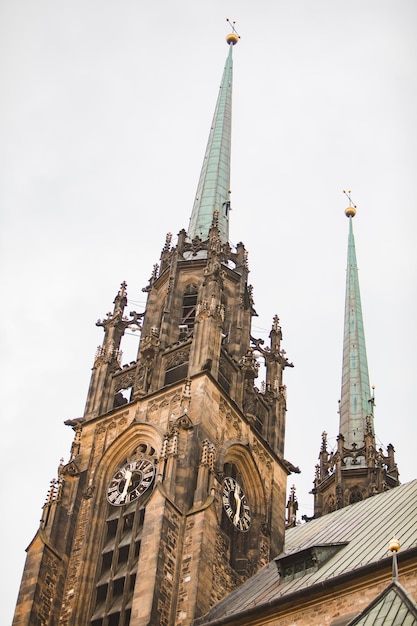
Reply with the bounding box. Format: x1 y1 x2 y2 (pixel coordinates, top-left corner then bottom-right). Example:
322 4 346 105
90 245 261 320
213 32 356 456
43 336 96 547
107 458 155 506
222 476 252 532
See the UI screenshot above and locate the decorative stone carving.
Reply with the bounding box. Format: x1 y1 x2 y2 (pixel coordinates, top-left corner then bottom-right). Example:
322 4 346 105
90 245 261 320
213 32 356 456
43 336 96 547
176 413 193 431
60 460 80 477
83 484 95 499
165 348 190 370
140 327 161 357
114 371 135 392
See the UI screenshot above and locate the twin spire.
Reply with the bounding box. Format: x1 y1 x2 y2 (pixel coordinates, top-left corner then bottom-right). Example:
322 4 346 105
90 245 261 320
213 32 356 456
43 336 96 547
188 33 375 456
339 205 373 453
312 202 398 517
187 34 398 507
188 33 238 243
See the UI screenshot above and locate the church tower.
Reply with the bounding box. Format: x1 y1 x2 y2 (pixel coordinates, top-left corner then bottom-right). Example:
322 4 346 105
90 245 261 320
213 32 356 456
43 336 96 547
13 33 295 626
312 201 399 517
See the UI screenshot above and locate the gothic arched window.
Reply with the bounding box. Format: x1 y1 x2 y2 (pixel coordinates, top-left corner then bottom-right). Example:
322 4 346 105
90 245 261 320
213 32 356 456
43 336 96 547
326 496 336 514
90 444 157 626
180 284 198 335
349 487 363 504
221 462 250 575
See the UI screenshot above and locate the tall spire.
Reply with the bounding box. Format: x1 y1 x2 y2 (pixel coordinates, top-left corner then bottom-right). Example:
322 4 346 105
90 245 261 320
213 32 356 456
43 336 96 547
312 198 399 518
339 204 373 454
188 32 238 243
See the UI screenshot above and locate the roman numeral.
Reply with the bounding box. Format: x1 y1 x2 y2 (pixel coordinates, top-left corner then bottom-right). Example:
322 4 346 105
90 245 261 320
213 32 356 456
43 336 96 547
239 517 250 531
224 503 233 516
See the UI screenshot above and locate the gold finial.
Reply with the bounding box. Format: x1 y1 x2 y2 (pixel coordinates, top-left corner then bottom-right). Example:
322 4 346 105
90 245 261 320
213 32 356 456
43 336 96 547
388 536 400 581
388 536 400 553
226 18 240 45
343 189 357 217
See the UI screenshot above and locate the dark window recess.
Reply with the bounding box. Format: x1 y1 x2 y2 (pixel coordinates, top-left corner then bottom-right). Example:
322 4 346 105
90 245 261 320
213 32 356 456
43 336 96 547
134 541 141 559
117 546 129 567
220 468 251 575
113 578 124 597
90 501 146 625
101 553 112 574
220 463 250 574
96 585 107 604
181 286 198 331
276 544 346 582
278 554 316 580
113 387 133 408
106 519 118 542
349 488 363 504
164 361 189 386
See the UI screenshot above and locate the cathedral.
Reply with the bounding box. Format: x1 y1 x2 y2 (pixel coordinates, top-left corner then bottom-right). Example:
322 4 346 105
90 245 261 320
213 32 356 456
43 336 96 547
13 31 417 626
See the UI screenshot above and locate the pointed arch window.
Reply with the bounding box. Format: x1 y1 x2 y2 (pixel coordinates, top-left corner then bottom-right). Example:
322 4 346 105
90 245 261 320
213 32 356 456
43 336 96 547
221 462 250 575
326 496 336 514
90 503 144 626
180 284 198 335
90 445 156 626
349 487 363 504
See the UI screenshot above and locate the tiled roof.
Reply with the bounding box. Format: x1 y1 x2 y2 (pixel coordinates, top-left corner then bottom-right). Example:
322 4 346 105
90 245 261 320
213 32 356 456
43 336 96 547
196 480 417 624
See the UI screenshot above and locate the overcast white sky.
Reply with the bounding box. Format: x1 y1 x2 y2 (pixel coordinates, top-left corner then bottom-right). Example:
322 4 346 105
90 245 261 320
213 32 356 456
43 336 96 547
1 1 416 622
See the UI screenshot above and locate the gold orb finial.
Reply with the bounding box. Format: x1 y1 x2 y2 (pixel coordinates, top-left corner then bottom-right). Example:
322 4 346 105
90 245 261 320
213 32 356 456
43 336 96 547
226 33 239 45
343 190 357 217
226 18 240 45
388 537 401 553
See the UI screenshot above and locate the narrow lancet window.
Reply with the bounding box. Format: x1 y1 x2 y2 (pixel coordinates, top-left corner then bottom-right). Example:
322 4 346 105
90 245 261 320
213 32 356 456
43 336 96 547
181 284 198 332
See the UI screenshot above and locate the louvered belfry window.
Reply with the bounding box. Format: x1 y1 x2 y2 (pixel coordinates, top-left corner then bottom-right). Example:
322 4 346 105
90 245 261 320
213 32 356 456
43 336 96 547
181 284 198 331
90 443 156 626
90 502 145 626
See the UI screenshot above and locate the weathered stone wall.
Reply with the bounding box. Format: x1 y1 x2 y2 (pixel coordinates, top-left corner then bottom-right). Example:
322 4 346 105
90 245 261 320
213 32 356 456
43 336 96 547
246 569 417 626
210 533 240 609
13 538 63 626
156 504 181 626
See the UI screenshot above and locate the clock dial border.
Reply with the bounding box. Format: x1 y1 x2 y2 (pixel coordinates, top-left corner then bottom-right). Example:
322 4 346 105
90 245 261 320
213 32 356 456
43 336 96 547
222 476 252 532
107 457 156 507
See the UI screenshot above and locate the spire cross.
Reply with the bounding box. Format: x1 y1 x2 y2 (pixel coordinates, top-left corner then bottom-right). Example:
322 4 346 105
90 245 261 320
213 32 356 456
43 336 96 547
226 18 241 39
343 189 357 208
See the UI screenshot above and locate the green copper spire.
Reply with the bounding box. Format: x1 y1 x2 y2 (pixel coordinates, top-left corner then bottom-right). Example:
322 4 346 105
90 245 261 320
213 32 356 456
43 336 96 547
339 207 373 455
188 36 237 243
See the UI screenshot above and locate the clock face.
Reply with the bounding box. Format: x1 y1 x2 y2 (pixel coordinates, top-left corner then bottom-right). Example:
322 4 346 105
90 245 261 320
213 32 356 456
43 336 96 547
107 458 155 506
222 476 252 532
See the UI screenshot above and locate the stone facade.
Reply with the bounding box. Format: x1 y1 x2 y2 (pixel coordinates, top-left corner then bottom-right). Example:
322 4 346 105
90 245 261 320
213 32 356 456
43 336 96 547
13 215 294 626
312 429 399 518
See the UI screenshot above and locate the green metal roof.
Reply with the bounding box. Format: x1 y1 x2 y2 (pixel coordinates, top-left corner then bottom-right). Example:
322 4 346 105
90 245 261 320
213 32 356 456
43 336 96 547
196 480 417 625
188 42 234 243
339 215 373 454
348 581 417 625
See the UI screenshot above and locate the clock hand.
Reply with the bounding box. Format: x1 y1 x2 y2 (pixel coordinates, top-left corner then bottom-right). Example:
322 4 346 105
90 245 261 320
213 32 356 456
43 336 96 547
120 469 133 501
233 483 242 525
